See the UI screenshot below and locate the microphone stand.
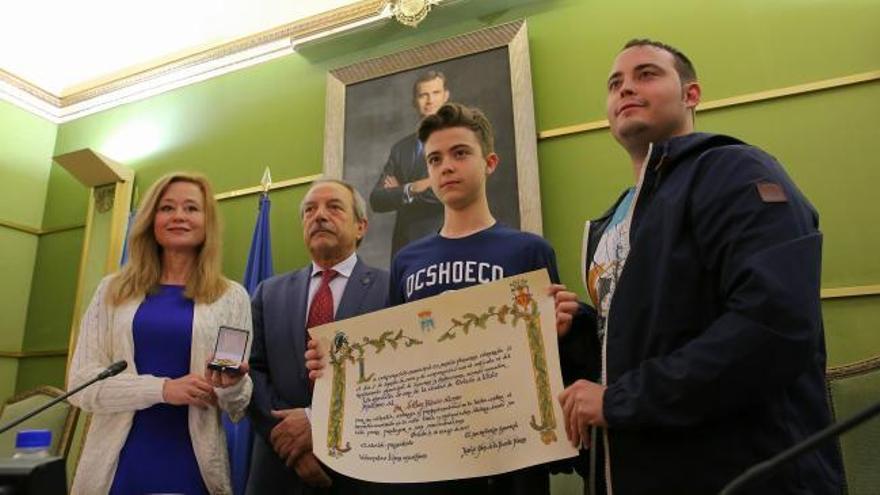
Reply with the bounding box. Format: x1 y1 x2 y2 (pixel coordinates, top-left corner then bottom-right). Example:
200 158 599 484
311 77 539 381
0 364 125 436
720 399 880 494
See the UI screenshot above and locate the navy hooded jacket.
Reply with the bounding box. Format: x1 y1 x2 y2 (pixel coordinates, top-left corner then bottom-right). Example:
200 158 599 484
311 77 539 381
560 133 843 494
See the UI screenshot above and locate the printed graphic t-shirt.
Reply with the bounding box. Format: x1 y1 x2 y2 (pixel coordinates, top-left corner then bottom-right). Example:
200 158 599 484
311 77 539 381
389 223 560 305
587 187 636 343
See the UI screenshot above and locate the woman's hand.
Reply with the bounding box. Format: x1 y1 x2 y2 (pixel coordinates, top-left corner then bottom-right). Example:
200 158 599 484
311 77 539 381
205 362 250 388
162 374 217 408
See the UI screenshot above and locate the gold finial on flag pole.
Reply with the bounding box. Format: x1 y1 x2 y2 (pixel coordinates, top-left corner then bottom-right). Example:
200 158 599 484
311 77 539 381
261 167 272 194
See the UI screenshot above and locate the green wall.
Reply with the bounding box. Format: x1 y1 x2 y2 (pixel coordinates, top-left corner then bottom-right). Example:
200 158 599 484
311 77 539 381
17 0 880 394
15 163 89 396
0 99 57 402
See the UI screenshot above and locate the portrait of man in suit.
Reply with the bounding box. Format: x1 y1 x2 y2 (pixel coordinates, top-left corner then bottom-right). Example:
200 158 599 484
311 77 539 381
246 179 389 495
369 70 450 263
339 47 526 271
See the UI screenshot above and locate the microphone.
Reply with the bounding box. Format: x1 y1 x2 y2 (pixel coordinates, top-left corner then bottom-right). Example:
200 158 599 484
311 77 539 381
0 360 129 436
96 360 128 380
720 398 880 494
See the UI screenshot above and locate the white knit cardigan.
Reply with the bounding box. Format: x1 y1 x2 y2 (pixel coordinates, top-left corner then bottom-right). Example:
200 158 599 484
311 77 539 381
67 276 253 495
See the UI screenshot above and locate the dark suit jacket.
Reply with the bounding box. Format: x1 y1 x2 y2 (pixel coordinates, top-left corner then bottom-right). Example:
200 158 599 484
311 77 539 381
369 133 444 260
246 257 389 495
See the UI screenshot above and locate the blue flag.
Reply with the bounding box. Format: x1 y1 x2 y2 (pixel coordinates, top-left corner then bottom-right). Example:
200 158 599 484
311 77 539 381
242 194 274 294
225 193 273 495
120 210 136 267
243 194 275 294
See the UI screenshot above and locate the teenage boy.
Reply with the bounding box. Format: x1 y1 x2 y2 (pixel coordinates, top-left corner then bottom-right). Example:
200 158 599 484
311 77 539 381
388 103 558 309
310 102 562 495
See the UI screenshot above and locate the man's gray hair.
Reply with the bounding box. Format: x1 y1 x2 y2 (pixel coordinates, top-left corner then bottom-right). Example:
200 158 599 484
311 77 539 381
299 178 368 223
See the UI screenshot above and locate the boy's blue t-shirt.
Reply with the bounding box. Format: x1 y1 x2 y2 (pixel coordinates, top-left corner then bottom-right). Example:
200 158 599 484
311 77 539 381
389 223 560 305
385 223 560 492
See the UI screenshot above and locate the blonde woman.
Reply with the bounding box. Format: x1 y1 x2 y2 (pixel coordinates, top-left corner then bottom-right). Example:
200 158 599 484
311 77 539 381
67 172 252 495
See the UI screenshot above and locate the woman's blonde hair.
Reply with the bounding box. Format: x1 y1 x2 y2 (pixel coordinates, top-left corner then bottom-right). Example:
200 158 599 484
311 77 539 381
108 172 228 305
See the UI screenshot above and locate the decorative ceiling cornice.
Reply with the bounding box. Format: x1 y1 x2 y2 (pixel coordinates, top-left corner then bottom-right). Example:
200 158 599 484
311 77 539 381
0 0 392 122
0 68 61 107
61 0 389 107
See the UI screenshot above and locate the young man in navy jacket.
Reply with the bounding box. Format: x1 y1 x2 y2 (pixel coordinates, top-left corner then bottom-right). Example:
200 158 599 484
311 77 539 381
554 39 843 494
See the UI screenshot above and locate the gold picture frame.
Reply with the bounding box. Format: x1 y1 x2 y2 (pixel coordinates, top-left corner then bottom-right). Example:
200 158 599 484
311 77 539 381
322 19 542 268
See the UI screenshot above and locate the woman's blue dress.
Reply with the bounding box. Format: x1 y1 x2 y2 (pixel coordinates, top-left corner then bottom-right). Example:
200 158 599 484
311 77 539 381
109 285 209 495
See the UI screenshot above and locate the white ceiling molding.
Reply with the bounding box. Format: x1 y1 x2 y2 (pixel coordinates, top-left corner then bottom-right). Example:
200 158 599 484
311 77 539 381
0 0 396 123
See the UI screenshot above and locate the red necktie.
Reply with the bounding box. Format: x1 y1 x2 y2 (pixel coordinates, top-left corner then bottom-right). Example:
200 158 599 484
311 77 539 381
307 269 338 330
306 269 337 392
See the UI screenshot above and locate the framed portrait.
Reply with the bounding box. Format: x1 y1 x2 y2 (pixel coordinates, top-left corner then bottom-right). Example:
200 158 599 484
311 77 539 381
323 20 541 269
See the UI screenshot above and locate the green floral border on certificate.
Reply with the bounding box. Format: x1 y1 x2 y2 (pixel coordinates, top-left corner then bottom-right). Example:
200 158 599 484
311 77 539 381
326 329 423 457
326 277 558 458
436 278 558 444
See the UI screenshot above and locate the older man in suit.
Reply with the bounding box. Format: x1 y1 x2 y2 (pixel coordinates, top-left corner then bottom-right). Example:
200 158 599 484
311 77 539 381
247 179 389 495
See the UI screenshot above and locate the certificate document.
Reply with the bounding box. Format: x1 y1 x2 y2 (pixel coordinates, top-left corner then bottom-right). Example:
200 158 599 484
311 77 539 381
309 269 577 483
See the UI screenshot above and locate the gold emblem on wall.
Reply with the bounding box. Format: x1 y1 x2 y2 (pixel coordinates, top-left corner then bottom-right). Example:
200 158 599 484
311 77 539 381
391 0 438 27
94 184 116 213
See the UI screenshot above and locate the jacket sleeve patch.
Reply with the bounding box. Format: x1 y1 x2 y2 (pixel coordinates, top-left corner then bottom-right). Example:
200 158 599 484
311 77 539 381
755 181 788 203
